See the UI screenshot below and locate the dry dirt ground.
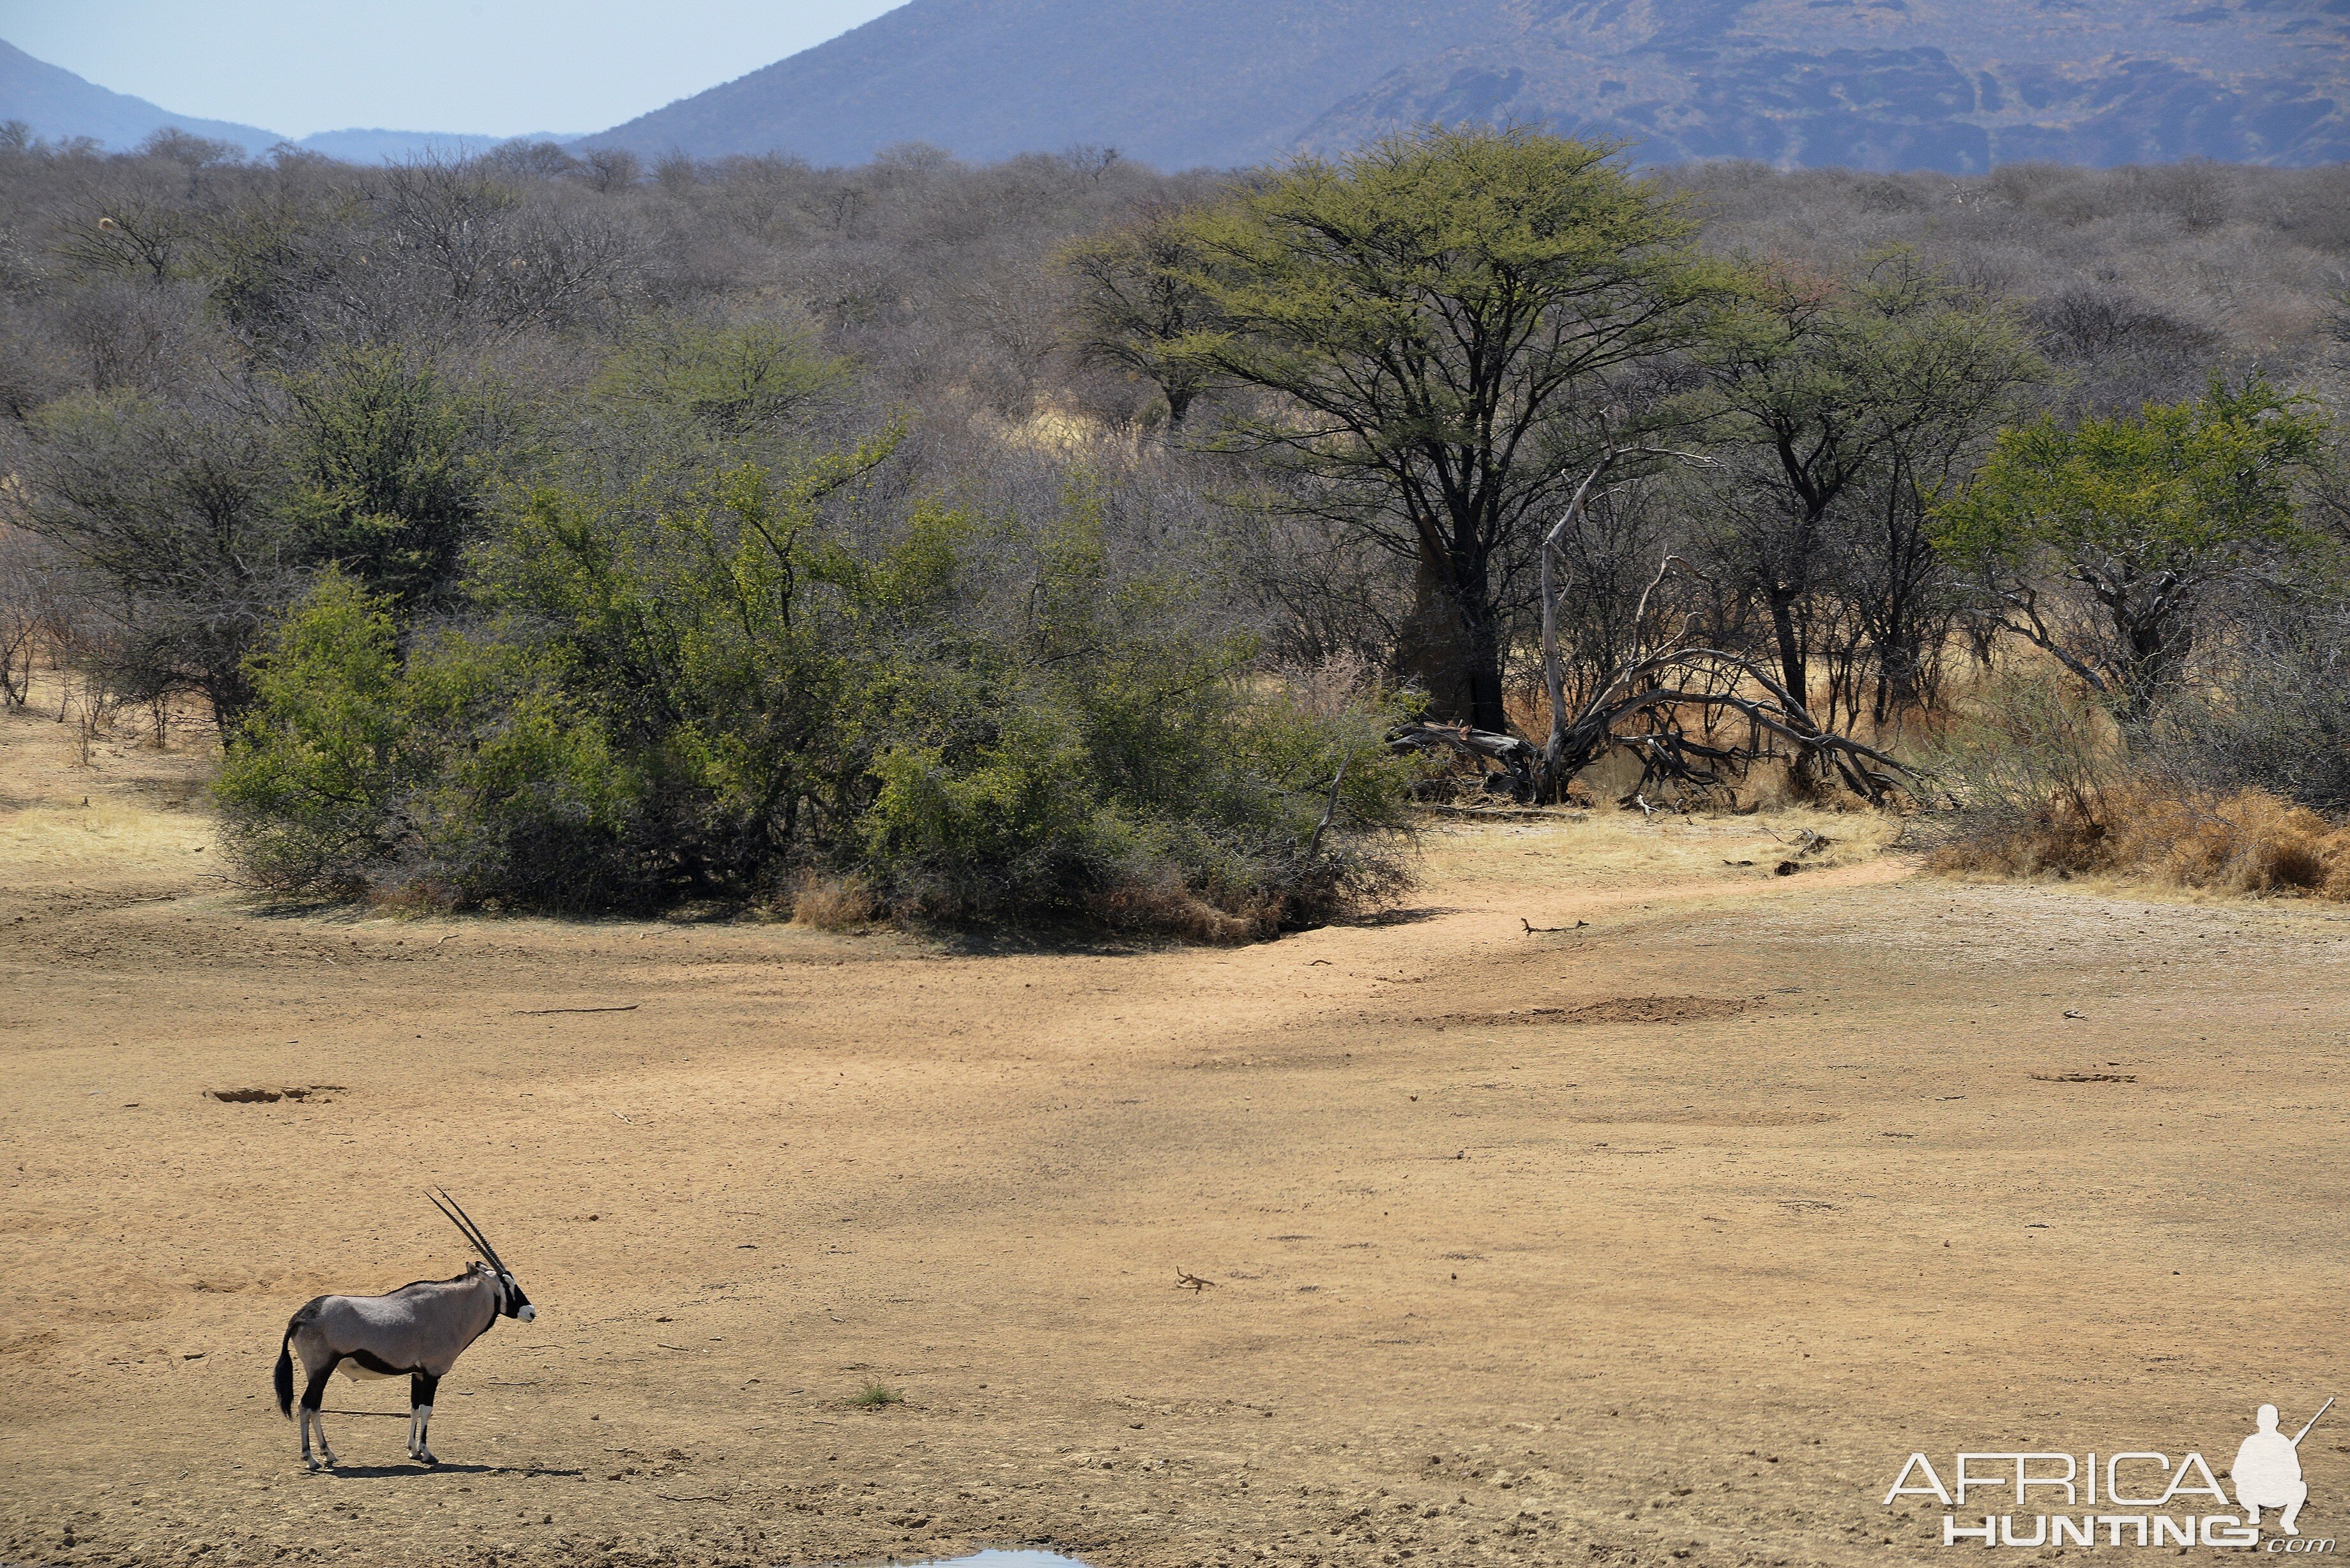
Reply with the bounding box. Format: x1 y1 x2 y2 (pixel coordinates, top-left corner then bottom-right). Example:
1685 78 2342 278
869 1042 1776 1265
5 693 2349 1568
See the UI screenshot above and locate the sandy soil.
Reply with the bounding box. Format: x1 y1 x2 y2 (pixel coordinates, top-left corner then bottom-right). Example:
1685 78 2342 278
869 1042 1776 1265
4 691 2349 1568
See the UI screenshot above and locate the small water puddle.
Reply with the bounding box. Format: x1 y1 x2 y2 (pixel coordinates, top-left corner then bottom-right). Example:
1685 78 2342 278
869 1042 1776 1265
913 1553 1090 1568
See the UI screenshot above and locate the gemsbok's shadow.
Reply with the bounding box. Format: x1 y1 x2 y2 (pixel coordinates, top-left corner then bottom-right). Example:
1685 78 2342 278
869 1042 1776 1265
315 1462 583 1480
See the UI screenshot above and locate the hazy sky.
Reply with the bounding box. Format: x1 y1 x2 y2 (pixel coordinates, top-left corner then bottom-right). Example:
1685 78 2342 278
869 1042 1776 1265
0 1 904 137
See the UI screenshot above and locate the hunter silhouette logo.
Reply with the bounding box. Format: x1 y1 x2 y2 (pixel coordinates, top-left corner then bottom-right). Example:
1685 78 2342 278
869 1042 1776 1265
1884 1397 2335 1549
2238 1400 2331 1537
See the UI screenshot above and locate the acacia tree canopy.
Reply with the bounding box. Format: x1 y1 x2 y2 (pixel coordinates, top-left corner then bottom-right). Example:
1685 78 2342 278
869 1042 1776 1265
1163 125 1731 731
1058 205 1218 428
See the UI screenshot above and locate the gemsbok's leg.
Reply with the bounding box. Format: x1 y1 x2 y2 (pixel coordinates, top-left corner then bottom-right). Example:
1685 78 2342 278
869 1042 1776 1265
311 1408 337 1469
409 1373 442 1465
300 1357 341 1470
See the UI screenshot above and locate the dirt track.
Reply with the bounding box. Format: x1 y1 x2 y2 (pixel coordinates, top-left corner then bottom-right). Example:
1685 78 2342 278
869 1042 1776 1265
5 698 2350 1568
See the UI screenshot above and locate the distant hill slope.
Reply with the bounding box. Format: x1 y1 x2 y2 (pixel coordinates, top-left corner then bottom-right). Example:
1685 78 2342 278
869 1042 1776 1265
584 0 2350 170
0 36 282 155
581 0 1512 170
0 39 557 165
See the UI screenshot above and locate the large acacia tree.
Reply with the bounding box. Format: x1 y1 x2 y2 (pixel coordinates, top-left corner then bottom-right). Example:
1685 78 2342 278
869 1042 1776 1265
1160 127 1726 730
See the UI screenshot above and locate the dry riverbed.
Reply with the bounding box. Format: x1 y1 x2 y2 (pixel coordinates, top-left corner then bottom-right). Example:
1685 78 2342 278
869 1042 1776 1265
4 697 2347 1567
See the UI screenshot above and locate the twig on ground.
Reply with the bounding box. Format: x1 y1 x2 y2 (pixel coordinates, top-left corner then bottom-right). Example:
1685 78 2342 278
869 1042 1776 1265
518 1003 641 1015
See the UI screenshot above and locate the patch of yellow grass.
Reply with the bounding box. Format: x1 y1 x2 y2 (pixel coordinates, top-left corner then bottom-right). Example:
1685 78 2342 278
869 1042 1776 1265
0 797 216 875
1420 803 1909 891
0 688 219 880
1934 782 2350 902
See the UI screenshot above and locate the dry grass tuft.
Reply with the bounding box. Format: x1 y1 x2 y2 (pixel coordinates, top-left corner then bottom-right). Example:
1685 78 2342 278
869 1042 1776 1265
2111 788 2348 897
1936 781 2350 900
1085 882 1280 944
789 871 879 930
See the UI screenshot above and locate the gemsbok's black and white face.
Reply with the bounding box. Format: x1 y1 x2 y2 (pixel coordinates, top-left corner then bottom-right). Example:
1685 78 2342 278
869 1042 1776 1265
495 1266 536 1322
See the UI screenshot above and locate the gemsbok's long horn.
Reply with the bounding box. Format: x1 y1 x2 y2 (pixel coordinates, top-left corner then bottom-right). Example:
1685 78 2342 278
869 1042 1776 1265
445 1191 512 1275
428 1189 507 1274
432 1189 504 1272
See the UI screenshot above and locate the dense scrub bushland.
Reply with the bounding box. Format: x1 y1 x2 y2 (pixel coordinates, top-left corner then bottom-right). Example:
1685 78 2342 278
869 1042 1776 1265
1918 372 2350 890
3 122 2348 919
212 391 1414 925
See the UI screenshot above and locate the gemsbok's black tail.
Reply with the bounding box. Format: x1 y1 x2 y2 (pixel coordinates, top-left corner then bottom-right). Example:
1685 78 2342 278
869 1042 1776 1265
273 1306 310 1419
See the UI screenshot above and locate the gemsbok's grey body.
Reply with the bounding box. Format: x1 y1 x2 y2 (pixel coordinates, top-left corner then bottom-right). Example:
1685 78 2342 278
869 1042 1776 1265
272 1191 534 1469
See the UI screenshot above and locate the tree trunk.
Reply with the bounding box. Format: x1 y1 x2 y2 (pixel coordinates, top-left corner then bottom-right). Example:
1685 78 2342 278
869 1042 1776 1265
1459 584 1508 734
1396 531 1509 732
1872 625 1925 726
2116 612 2184 723
1766 588 1808 715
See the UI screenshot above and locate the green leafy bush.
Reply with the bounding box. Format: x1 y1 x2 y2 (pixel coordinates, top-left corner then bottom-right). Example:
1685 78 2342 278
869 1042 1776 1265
1932 375 2331 714
589 317 852 435
280 347 499 609
215 569 632 903
218 451 1416 935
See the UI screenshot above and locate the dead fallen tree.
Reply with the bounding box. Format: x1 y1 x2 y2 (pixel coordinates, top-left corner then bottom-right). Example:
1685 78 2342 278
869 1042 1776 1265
1393 442 1925 808
1393 647 1917 806
1551 642 1919 804
1389 720 1540 794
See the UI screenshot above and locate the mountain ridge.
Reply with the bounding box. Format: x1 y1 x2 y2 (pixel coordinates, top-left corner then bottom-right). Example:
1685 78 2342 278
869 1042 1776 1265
583 1 1511 170
10 3 2346 175
1298 0 2350 170
584 0 2350 170
0 36 282 155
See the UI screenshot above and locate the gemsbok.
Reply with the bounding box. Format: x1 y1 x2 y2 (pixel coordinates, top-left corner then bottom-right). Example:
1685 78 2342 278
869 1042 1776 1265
272 1189 535 1469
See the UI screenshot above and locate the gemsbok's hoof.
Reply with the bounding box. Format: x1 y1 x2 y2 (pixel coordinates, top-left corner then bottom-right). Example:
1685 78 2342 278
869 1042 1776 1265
415 1451 438 1466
